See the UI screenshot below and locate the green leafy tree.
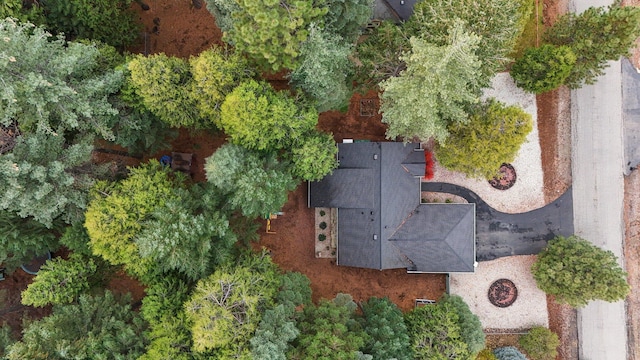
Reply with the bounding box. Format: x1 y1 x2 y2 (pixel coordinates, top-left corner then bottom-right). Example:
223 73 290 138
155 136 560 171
440 295 485 357
276 272 313 310
250 304 300 360
6 291 147 360
406 0 532 86
0 132 97 226
518 326 560 360
21 253 98 307
0 210 60 273
288 130 338 181
59 221 92 256
531 235 630 307
139 313 194 360
360 297 413 360
493 346 527 360
127 54 202 128
42 0 141 48
352 21 410 90
85 161 183 279
0 19 123 140
544 4 640 88
290 294 368 360
380 23 482 143
136 192 237 281
290 26 354 112
205 144 298 219
190 47 253 126
0 324 15 358
220 80 318 151
324 0 374 43
404 302 472 360
205 0 242 34
184 251 281 356
226 0 327 71
511 44 576 93
435 99 533 179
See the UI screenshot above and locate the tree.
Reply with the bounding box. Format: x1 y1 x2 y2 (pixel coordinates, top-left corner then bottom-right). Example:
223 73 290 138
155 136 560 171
184 251 281 355
404 302 472 360
220 80 318 152
205 144 298 219
380 23 482 143
0 132 97 226
276 272 313 310
323 0 374 43
5 291 147 360
85 161 183 280
205 0 242 34
511 44 576 93
42 0 140 48
127 54 202 128
290 294 368 360
225 0 327 71
493 346 527 360
250 304 300 360
21 253 98 307
544 4 640 88
531 235 630 307
435 99 533 179
0 18 123 140
360 297 413 360
518 326 560 360
288 130 338 181
439 295 485 357
135 192 237 281
406 0 532 86
0 210 60 273
190 47 253 126
289 26 354 112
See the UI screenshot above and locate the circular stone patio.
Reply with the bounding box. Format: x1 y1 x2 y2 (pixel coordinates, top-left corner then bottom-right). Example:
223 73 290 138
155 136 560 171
449 255 548 330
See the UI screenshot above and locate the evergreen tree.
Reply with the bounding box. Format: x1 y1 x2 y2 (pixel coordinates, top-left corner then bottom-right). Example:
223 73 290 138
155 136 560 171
250 304 300 360
531 235 630 307
435 98 533 179
545 4 640 88
511 44 576 93
323 0 374 43
440 294 486 357
288 130 338 181
360 297 413 360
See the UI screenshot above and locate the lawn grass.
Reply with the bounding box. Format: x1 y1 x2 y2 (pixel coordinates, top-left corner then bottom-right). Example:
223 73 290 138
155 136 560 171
510 0 545 60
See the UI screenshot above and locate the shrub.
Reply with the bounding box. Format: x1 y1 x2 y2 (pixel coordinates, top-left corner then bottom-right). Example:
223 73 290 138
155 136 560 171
493 346 527 360
319 222 327 230
476 348 498 360
319 210 326 216
318 234 326 241
424 151 435 180
440 294 485 357
519 326 559 360
511 44 576 93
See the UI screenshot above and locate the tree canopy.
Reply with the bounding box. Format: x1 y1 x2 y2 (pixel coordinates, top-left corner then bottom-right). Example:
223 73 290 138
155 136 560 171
360 297 413 360
531 235 630 307
511 44 576 93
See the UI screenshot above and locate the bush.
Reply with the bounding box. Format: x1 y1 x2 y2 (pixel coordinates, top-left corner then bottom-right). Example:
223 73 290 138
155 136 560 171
319 210 326 216
476 348 498 360
518 326 559 360
424 151 435 180
493 346 527 360
319 222 327 230
511 44 576 93
318 234 326 241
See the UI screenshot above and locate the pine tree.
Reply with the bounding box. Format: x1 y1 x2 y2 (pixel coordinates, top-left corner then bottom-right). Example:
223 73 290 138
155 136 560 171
360 297 413 360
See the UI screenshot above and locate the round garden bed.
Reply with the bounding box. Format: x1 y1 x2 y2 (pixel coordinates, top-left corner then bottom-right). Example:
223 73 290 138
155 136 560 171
488 278 518 308
488 163 517 190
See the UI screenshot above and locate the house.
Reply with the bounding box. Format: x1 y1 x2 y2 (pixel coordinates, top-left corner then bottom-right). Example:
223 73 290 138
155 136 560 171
308 141 476 273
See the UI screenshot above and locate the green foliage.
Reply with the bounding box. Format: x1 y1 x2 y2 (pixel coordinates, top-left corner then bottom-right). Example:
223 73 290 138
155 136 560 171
205 0 241 34
406 0 531 86
290 26 353 112
0 19 123 139
139 313 195 360
493 346 527 360
250 304 300 360
59 221 92 256
6 291 147 359
324 0 374 42
0 324 15 358
43 0 140 48
226 0 328 71
0 210 60 273
85 160 183 279
21 253 98 307
511 44 576 93
290 293 367 360
190 47 253 126
184 251 280 355
289 130 338 181
531 235 630 307
220 80 318 151
380 23 481 143
544 4 640 88
0 132 97 226
141 277 192 327
477 348 499 360
276 272 313 310
518 326 559 360
205 144 298 219
440 295 485 357
352 21 410 90
404 302 472 360
136 192 237 281
360 297 413 360
127 54 202 128
435 99 533 179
